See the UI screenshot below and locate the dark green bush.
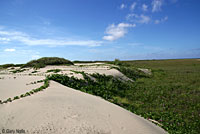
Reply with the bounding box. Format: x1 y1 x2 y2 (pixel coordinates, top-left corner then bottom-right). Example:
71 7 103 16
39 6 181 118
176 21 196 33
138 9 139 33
11 69 26 73
22 57 73 68
31 70 38 73
7 98 12 102
29 91 34 94
13 96 19 100
25 92 30 96
20 94 25 98
46 69 61 73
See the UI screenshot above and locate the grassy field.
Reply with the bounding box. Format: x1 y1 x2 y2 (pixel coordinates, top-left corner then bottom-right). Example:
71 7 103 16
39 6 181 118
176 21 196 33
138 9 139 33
117 59 200 133
49 59 200 134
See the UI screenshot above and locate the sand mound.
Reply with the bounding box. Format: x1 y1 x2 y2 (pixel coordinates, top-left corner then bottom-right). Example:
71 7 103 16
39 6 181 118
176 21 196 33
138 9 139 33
0 81 166 134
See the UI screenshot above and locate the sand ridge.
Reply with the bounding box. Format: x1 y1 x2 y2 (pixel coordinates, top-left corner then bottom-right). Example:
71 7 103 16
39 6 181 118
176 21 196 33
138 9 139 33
0 81 166 134
0 63 166 134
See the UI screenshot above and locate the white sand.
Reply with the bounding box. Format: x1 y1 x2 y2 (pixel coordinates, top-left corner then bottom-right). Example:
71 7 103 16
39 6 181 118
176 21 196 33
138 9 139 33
0 75 44 101
0 81 166 134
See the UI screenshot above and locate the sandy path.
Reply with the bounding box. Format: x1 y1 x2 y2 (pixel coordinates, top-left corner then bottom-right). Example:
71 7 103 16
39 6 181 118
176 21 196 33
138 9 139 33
0 81 166 134
0 75 44 101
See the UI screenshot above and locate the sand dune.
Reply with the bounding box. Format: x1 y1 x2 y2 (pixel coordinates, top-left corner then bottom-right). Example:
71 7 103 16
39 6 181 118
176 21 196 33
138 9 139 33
0 81 166 134
0 63 166 134
0 75 44 101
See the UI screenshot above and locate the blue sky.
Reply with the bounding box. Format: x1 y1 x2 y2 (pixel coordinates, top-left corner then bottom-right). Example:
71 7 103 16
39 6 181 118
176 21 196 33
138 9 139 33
0 0 200 64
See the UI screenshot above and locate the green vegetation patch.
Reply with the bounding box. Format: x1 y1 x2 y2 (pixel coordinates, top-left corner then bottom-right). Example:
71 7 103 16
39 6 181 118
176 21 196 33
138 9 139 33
22 57 73 68
10 68 26 73
0 64 24 69
48 73 131 101
46 69 61 73
31 70 38 73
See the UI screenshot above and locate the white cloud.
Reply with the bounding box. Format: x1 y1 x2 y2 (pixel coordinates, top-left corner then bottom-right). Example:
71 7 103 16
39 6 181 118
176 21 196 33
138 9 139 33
130 2 137 11
120 3 126 9
140 15 151 24
152 0 163 12
126 14 151 24
103 23 136 41
142 4 148 11
4 48 16 52
0 31 27 36
155 16 168 24
0 37 10 41
0 30 102 47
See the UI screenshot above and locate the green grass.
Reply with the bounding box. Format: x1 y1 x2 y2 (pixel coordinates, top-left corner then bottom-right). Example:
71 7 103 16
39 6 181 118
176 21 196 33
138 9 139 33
31 70 38 73
46 69 61 73
116 59 200 133
13 96 19 100
48 59 200 134
0 64 24 69
22 57 73 68
10 68 26 73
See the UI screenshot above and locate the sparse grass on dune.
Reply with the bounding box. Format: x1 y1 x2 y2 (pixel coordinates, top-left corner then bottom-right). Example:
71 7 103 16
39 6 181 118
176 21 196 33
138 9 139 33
1 79 49 104
10 68 26 73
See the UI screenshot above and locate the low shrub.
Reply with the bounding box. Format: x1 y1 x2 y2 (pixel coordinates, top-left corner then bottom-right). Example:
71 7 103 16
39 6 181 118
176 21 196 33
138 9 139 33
13 96 19 100
11 69 26 73
7 98 12 102
31 70 38 73
25 92 30 96
37 80 44 83
29 91 34 94
20 94 25 98
46 69 61 73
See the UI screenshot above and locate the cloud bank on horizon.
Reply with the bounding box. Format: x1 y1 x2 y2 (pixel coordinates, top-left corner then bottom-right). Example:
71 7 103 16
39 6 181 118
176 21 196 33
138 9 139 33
0 0 200 63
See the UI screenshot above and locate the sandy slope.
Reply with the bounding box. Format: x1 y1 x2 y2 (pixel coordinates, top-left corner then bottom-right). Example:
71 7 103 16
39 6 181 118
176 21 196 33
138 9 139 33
0 75 44 101
0 81 166 134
